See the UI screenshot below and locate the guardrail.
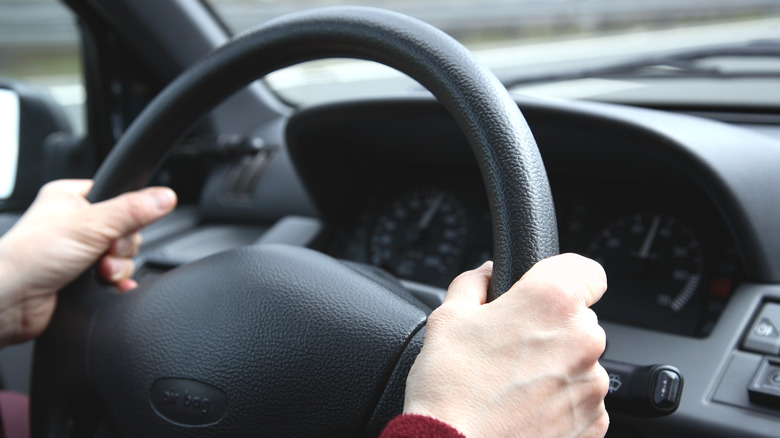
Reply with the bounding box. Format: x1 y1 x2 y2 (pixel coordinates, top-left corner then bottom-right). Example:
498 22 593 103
1 0 780 49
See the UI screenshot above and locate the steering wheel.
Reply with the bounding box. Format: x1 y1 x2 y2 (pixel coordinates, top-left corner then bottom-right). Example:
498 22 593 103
31 7 557 437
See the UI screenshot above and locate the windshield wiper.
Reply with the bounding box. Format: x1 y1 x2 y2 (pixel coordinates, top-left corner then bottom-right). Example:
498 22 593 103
504 38 780 89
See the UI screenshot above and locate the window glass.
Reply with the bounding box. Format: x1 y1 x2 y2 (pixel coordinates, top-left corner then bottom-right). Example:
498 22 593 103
0 88 19 199
0 0 84 134
206 1 780 104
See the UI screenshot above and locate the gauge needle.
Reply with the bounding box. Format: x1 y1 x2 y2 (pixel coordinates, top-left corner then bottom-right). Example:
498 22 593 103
418 192 446 230
638 215 661 259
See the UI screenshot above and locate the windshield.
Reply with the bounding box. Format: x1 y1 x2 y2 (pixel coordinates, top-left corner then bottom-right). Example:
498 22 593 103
208 0 780 106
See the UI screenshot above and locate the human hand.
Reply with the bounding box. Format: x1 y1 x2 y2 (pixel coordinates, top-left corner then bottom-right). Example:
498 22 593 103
0 179 177 347
403 254 609 438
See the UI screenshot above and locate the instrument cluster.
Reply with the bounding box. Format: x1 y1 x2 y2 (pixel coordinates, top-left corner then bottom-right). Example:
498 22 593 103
327 173 741 337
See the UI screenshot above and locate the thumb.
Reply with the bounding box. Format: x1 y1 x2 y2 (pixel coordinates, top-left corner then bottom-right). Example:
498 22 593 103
90 187 177 239
442 261 492 308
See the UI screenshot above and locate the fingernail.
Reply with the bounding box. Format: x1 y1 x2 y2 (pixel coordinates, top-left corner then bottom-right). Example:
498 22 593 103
108 258 122 281
117 278 138 292
151 188 176 211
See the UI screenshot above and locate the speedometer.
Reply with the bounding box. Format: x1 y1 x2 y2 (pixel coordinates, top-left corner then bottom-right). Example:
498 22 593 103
587 213 704 328
368 187 469 286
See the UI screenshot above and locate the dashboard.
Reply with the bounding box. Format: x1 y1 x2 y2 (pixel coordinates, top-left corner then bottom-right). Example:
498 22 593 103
3 88 778 436
326 160 740 338
0 92 771 436
273 95 780 436
284 97 744 338
108 92 780 436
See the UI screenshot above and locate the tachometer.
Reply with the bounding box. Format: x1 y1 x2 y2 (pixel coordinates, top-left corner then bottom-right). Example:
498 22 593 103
368 187 469 286
587 213 704 328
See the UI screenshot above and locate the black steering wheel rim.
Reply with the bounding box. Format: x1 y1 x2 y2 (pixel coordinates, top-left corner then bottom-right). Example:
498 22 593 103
32 6 558 436
87 5 558 296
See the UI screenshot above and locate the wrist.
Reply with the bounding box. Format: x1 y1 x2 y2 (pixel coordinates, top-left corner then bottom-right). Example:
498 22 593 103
0 234 30 347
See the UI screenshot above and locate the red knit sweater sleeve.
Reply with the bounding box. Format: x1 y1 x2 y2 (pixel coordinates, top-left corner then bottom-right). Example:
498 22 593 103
379 414 466 438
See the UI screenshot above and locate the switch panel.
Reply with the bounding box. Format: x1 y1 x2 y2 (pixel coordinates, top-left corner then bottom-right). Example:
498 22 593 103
743 303 780 355
748 357 780 408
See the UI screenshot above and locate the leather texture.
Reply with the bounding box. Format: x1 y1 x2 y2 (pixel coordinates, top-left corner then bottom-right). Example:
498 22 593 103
34 6 558 437
367 328 426 437
83 245 427 436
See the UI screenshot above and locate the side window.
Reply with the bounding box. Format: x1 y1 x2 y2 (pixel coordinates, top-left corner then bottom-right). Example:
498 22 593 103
0 89 19 200
0 0 84 136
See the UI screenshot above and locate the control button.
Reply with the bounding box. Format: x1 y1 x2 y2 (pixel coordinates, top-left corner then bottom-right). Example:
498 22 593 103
748 357 780 408
743 303 780 355
601 360 683 417
652 369 681 408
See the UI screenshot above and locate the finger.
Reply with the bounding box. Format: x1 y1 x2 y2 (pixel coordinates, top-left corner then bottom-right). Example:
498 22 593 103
97 256 136 283
576 316 607 367
108 232 143 258
91 187 177 239
442 261 492 307
61 179 94 198
519 253 607 308
35 179 94 202
116 278 139 293
580 364 611 437
594 362 611 402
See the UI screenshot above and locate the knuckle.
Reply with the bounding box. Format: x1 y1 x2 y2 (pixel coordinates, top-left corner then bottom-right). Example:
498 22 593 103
448 262 490 288
107 238 121 256
133 232 143 247
569 322 607 372
36 181 65 202
121 232 143 257
594 364 611 400
116 259 136 281
592 410 610 437
448 270 472 288
124 259 137 278
543 282 581 316
581 318 607 358
535 253 608 305
590 258 608 287
580 367 610 437
572 253 606 279
582 258 608 296
39 180 58 194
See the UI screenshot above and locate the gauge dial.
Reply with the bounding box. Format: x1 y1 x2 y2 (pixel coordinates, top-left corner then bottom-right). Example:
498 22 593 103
368 187 469 286
587 213 704 328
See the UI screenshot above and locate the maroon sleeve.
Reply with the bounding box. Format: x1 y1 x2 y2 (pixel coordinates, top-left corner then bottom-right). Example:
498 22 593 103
0 391 30 438
379 414 466 438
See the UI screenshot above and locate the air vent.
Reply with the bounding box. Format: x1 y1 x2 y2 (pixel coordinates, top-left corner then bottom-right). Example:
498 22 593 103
221 147 274 200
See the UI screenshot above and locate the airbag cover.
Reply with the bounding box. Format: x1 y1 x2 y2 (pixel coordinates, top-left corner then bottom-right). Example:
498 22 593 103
87 244 427 436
